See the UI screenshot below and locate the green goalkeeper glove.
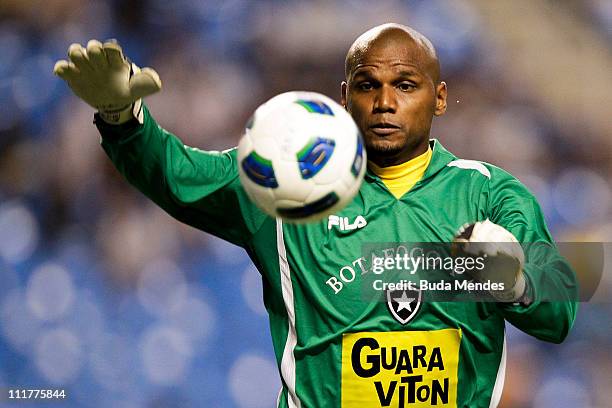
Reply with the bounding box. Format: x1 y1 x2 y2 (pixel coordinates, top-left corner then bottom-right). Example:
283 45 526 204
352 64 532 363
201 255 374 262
453 220 529 303
53 39 161 124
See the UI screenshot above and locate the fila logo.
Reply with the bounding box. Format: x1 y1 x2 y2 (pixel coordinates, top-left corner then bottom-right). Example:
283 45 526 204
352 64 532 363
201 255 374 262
327 215 367 231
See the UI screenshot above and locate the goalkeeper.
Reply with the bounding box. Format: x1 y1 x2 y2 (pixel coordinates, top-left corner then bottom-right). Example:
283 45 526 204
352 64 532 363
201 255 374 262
54 24 578 408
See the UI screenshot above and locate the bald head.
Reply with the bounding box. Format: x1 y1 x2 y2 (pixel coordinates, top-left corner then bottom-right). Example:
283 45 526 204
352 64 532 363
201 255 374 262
345 23 440 84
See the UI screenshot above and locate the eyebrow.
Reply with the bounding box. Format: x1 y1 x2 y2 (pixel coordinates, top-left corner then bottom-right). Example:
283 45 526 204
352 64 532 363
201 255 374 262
397 69 421 77
351 67 422 80
351 66 374 77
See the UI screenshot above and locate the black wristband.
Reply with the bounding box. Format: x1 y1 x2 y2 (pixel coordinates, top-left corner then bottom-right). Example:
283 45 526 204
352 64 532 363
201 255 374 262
93 112 142 142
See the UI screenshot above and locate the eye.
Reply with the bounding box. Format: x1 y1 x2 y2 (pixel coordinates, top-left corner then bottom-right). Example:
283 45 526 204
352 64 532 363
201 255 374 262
357 82 373 91
397 82 416 92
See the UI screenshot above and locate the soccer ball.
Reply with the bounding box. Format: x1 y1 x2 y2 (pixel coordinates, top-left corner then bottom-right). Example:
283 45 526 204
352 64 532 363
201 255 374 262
237 91 366 223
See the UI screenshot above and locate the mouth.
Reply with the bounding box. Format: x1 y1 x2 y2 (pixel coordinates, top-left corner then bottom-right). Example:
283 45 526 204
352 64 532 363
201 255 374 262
369 123 401 136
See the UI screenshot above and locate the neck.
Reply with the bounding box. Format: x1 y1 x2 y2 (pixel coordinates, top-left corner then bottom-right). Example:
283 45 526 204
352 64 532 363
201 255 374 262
369 139 430 167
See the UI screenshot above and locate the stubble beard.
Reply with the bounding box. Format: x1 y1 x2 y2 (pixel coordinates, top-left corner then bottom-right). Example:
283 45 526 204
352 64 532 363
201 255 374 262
364 128 430 167
365 138 406 166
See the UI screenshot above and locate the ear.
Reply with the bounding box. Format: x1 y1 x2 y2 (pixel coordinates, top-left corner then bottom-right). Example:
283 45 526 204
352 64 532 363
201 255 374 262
340 81 348 111
434 81 447 116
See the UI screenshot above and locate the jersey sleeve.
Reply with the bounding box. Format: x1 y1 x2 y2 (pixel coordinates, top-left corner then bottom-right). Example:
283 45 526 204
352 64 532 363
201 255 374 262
484 167 578 343
96 104 267 247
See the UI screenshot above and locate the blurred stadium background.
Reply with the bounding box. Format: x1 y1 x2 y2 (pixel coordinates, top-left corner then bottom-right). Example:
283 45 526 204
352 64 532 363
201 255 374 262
0 0 610 407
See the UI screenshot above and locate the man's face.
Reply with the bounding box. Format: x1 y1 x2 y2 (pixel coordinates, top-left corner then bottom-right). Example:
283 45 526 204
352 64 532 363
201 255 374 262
341 39 446 166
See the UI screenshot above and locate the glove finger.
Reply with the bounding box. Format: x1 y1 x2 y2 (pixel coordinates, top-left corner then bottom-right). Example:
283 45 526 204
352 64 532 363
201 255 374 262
103 41 125 68
68 43 93 73
86 39 107 70
129 67 162 99
53 59 80 81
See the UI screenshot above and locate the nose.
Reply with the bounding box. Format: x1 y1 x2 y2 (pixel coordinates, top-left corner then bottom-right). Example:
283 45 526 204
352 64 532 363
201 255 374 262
373 85 396 113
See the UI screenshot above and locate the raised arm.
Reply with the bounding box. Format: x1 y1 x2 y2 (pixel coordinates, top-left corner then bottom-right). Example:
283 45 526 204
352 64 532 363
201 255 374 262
54 40 267 247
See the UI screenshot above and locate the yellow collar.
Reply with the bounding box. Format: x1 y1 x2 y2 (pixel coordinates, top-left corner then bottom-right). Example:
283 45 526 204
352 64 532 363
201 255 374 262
368 147 432 198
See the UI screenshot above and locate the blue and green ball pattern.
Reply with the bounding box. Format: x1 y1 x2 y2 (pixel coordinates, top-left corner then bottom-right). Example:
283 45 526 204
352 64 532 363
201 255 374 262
351 135 364 177
294 99 334 116
296 137 336 179
241 150 278 188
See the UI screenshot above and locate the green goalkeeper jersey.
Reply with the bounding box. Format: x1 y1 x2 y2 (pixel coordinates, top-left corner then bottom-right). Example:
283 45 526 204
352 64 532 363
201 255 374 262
96 106 577 408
